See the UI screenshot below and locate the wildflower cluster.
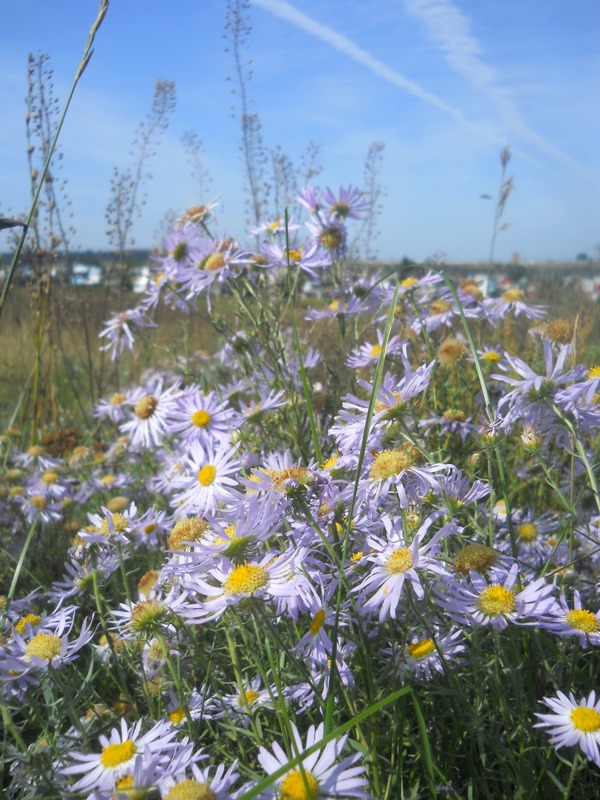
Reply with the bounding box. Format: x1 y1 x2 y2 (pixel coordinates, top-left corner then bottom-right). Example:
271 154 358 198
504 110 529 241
2 184 600 797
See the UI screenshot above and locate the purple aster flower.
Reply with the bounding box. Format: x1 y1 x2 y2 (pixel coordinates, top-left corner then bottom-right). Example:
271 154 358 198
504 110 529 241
323 185 370 221
434 562 556 630
353 511 458 621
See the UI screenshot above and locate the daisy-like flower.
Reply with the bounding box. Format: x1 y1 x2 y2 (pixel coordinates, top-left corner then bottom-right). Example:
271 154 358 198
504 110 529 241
217 676 275 726
353 512 457 621
484 287 546 323
538 589 600 646
178 547 309 624
99 305 156 361
346 331 405 369
260 239 332 280
434 562 556 630
60 718 180 795
257 721 369 799
120 380 180 449
383 626 465 681
165 385 239 447
535 690 600 767
323 185 370 221
1 611 94 681
171 441 241 517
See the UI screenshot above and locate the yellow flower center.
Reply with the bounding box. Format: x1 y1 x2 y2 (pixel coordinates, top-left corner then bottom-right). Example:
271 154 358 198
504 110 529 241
369 343 382 358
100 512 128 535
565 609 600 634
15 614 42 634
407 638 435 660
100 739 137 768
110 392 126 405
203 253 226 271
476 585 516 616
25 633 61 660
401 277 418 289
191 409 212 428
30 495 47 510
41 471 58 485
100 475 115 485
588 365 600 379
570 705 600 733
270 466 312 493
502 288 524 302
280 769 320 800
198 465 217 486
517 522 539 542
223 563 268 595
168 517 209 550
169 706 186 725
430 299 452 315
164 780 216 800
481 350 501 363
309 609 326 636
287 248 304 263
238 689 260 707
369 446 416 480
27 446 45 457
385 547 413 574
135 395 158 420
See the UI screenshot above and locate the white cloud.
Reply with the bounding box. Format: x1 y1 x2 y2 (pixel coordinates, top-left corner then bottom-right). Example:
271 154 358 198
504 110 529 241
254 0 590 176
401 0 587 173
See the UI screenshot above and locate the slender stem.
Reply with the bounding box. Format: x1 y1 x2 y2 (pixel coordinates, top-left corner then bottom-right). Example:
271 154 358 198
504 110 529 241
0 0 109 322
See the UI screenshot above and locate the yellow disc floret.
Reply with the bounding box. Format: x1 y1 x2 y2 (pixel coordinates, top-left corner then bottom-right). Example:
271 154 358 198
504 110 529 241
191 410 212 428
25 633 62 661
164 779 217 800
135 396 158 420
407 639 435 660
309 609 326 636
198 465 217 486
517 522 539 542
385 547 413 574
565 609 600 634
280 769 320 800
476 585 516 617
100 739 137 768
223 563 268 595
570 706 600 733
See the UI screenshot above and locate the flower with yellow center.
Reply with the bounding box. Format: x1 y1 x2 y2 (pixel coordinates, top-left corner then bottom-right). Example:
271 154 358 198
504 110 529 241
535 690 600 767
369 445 418 481
407 638 435 660
517 522 539 542
258 721 367 800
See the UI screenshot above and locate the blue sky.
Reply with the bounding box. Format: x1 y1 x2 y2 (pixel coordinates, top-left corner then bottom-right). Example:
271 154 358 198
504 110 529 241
1 0 599 262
